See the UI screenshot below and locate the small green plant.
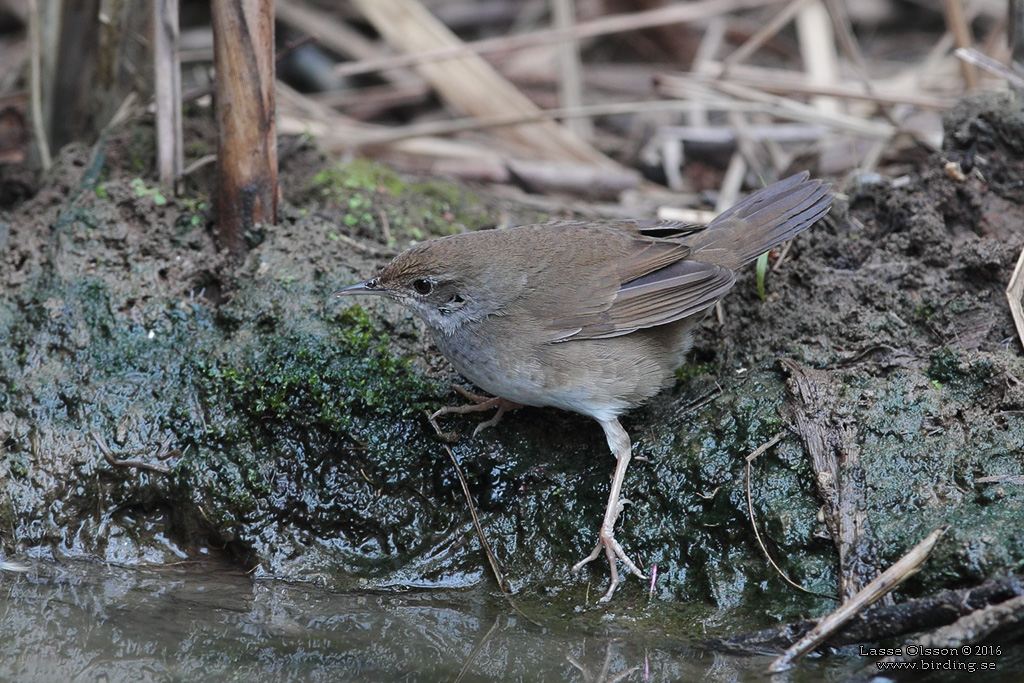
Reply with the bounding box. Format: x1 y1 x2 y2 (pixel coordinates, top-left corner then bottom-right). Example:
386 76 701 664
756 251 769 300
179 197 207 228
675 361 715 382
130 178 168 206
312 160 406 196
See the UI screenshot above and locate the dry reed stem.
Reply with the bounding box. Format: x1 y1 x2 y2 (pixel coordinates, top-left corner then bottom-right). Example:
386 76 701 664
1006 245 1024 349
657 73 895 139
350 0 613 166
154 0 183 188
336 0 785 79
698 63 957 109
552 0 591 140
721 0 813 73
26 0 50 170
945 0 980 90
796 0 841 116
275 0 422 88
955 47 1024 88
769 525 950 673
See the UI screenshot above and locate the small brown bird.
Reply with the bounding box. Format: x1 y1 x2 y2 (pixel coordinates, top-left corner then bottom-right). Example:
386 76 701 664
336 172 832 601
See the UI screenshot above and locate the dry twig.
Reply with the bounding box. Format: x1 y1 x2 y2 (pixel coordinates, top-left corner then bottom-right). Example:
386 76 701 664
955 47 1024 89
92 431 175 475
745 433 837 599
768 525 950 673
335 0 785 80
154 0 183 188
350 0 612 166
425 411 542 628
1005 245 1024 348
945 0 979 90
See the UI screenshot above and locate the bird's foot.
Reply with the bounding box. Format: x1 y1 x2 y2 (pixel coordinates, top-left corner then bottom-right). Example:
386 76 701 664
572 511 646 603
430 385 522 437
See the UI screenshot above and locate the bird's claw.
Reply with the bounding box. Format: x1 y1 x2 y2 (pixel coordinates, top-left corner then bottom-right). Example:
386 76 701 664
572 513 645 602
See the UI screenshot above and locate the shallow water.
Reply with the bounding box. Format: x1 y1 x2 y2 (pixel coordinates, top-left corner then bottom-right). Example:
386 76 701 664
1 558 1010 682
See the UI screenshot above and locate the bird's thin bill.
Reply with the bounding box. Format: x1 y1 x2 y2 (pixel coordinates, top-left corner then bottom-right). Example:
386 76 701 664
333 278 383 297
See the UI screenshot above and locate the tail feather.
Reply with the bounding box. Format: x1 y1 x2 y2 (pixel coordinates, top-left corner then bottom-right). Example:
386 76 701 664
687 172 833 269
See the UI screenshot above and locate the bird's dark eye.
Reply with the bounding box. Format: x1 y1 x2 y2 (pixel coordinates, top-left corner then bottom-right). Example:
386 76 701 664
412 278 433 295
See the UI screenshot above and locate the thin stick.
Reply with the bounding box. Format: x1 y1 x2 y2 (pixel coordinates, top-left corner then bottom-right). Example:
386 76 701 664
823 0 902 132
553 0 592 140
690 17 726 128
721 0 812 74
745 433 835 598
427 412 507 590
768 525 950 673
945 0 979 90
426 412 542 628
955 47 1024 89
350 100 764 146
92 431 172 475
795 0 840 116
664 65 956 109
975 474 1024 485
711 79 893 139
455 615 502 683
26 0 51 170
154 0 183 188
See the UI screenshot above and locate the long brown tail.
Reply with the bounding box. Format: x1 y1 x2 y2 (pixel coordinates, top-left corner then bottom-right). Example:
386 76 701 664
686 172 833 270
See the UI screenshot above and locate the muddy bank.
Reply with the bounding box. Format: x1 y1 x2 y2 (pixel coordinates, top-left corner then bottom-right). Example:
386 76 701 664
1 92 1023 631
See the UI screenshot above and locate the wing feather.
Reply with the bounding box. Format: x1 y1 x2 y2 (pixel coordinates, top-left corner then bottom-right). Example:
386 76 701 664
548 259 735 341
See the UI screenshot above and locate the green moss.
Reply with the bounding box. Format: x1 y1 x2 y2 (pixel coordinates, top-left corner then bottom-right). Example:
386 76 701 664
927 348 960 384
165 301 442 525
192 306 435 438
176 197 208 229
674 361 715 383
130 178 167 206
311 159 407 196
303 159 492 243
6 450 28 478
417 181 483 236
927 347 993 389
912 303 934 323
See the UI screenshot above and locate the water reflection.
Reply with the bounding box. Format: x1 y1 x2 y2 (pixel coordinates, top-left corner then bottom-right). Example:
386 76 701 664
1 559 849 682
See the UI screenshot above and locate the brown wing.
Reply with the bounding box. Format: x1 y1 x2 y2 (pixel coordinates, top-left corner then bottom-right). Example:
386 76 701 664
529 221 694 339
548 257 735 341
539 174 829 341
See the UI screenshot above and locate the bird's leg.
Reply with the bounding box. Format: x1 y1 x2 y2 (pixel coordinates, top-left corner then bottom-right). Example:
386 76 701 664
430 385 523 436
572 417 646 602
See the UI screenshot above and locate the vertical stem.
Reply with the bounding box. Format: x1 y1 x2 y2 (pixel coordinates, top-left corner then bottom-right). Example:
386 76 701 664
945 0 978 91
27 0 52 170
1011 0 1024 95
552 0 591 140
212 0 278 256
154 0 183 188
